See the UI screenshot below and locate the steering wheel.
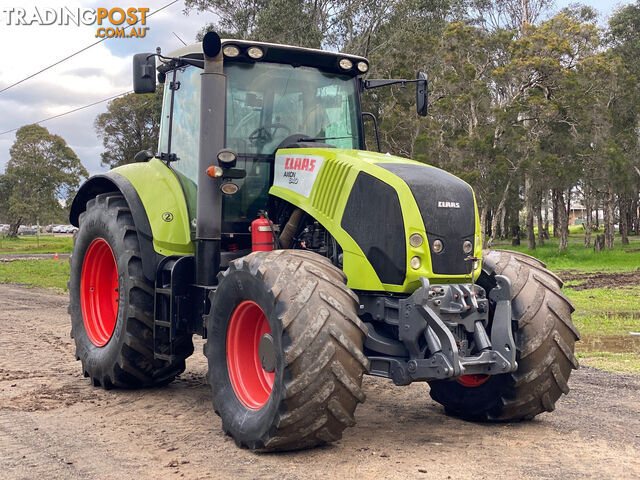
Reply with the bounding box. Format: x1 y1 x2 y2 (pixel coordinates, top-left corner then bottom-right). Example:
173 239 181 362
248 123 291 144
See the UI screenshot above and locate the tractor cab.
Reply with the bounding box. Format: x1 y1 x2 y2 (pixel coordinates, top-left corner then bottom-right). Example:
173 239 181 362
150 40 368 235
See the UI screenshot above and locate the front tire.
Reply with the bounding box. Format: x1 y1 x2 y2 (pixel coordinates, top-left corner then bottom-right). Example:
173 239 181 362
429 249 579 420
205 250 369 451
69 192 193 388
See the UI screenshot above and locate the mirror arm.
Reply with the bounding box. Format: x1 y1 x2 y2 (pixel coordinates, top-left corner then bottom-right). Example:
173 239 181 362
156 55 204 73
221 168 247 180
364 78 419 89
362 112 381 152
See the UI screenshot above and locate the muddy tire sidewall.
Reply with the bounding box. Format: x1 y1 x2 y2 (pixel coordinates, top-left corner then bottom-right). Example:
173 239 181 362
429 248 578 420
205 250 368 451
207 269 286 444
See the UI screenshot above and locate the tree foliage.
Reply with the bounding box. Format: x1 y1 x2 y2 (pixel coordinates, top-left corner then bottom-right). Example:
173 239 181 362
180 0 640 251
94 88 163 169
0 125 88 235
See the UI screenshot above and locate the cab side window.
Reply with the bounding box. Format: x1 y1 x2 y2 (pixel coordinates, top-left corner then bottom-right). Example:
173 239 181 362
158 66 202 227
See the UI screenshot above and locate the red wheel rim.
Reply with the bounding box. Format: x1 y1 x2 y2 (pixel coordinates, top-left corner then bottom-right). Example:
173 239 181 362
457 374 490 387
80 238 119 347
226 300 274 409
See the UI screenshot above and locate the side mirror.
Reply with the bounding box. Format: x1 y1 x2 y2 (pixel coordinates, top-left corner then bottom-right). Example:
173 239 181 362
416 72 428 117
133 53 156 93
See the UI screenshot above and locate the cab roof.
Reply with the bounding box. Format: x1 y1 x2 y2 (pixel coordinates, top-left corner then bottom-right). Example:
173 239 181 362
161 39 369 77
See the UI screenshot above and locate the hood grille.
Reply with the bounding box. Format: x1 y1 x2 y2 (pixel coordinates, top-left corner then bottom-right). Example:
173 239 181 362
378 163 476 275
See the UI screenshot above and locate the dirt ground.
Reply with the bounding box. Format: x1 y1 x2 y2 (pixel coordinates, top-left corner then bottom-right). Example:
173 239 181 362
559 269 640 290
1 284 639 480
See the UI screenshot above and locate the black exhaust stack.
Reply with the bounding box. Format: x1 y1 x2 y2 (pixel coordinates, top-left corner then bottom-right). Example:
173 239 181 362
196 32 225 286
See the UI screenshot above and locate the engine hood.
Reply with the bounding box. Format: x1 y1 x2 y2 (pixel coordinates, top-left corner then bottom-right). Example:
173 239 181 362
269 148 482 293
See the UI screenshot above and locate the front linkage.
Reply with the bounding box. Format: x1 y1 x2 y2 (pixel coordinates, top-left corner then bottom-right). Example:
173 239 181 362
361 276 517 385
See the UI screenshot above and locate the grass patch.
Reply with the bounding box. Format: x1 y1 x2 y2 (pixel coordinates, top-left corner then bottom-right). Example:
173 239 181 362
0 235 74 254
566 287 640 314
0 259 70 291
565 287 640 336
573 314 640 337
493 234 640 273
577 352 640 375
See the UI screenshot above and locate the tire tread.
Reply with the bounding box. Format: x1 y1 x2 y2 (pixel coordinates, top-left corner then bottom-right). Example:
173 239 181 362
429 249 578 421
206 249 367 451
69 192 193 389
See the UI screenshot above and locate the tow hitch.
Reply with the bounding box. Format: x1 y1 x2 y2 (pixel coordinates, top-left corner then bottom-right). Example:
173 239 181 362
362 276 518 385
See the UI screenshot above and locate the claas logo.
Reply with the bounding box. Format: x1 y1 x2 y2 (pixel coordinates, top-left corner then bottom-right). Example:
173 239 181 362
284 157 317 172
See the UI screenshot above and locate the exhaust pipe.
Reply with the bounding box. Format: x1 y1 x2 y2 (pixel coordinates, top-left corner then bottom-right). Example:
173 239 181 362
195 32 225 286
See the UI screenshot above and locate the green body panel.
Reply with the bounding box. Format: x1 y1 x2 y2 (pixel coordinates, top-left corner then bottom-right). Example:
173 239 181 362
113 159 194 256
112 150 482 294
270 148 482 294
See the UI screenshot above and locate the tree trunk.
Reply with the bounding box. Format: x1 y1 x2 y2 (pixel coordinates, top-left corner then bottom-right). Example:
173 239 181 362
552 189 560 237
603 188 615 249
620 197 630 245
525 175 536 250
631 196 638 235
487 178 512 248
557 191 569 251
511 224 520 246
593 234 605 252
542 190 550 239
584 188 592 248
8 219 21 238
595 198 600 230
536 192 544 246
506 184 520 246
480 204 488 249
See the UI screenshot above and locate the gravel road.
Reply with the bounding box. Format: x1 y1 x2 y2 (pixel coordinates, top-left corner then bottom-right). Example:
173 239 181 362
1 283 638 479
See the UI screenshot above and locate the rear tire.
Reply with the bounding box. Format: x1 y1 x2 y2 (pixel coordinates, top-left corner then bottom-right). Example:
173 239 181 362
205 250 369 451
429 249 579 420
69 192 193 388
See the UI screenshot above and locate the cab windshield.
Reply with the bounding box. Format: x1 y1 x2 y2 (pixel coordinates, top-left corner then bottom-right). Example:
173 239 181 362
157 61 362 233
225 62 361 155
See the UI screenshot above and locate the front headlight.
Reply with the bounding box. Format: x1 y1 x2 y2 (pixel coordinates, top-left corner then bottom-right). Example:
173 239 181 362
339 58 353 70
222 45 240 57
409 233 423 247
247 46 264 59
356 61 369 73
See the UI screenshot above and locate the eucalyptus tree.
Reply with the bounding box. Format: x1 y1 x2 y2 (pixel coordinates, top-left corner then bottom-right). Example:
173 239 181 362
0 125 87 236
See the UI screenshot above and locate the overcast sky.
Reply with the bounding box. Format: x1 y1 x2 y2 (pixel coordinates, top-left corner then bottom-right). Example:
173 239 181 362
0 0 634 177
0 0 217 176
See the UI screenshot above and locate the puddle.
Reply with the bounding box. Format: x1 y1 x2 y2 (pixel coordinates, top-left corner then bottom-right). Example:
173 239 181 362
577 335 640 354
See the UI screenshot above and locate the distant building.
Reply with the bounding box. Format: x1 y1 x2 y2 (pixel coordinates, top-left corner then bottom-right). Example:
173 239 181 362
569 203 586 225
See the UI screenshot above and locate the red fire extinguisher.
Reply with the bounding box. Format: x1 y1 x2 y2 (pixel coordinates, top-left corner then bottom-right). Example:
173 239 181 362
251 214 274 252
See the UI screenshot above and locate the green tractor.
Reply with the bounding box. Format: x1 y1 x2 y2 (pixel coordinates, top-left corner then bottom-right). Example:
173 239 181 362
68 32 579 451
